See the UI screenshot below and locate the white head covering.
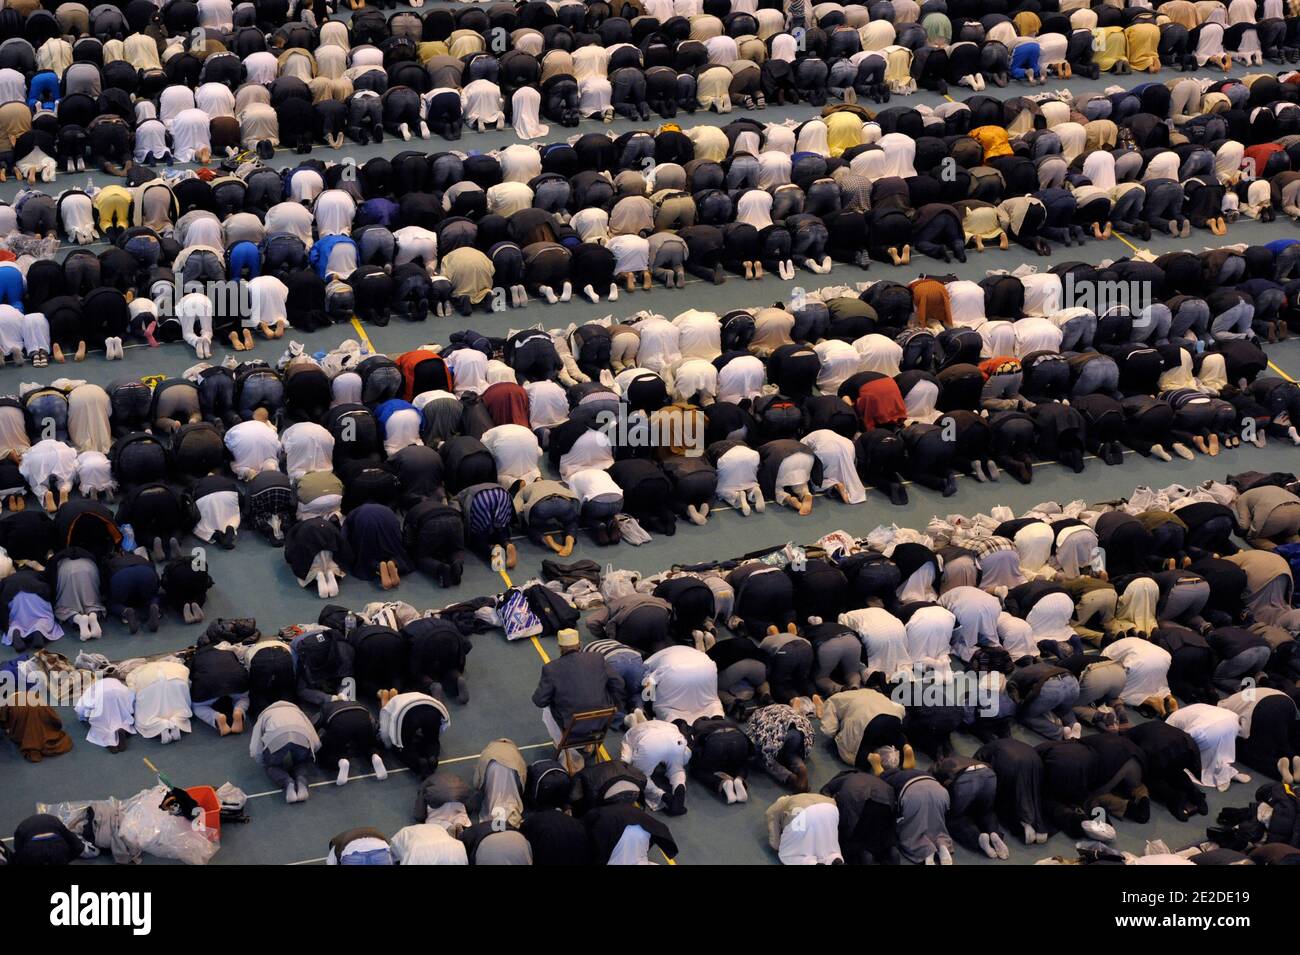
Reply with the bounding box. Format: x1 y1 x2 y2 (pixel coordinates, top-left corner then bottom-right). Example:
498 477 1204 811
511 86 549 140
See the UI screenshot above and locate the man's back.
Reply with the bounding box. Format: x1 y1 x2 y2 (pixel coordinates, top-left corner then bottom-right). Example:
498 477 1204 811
533 652 621 727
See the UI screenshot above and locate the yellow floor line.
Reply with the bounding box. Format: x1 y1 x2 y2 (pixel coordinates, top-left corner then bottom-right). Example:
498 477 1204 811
1111 232 1142 255
350 316 375 353
505 565 676 864
1268 360 1297 383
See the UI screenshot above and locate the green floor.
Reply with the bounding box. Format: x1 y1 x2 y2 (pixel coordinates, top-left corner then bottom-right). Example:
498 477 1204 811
2 22 1299 863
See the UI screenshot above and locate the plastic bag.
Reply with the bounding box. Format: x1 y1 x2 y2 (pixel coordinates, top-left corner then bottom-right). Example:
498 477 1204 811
600 566 640 602
118 786 219 866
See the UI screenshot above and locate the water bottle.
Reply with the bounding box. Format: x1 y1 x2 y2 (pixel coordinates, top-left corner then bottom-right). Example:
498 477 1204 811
120 523 136 552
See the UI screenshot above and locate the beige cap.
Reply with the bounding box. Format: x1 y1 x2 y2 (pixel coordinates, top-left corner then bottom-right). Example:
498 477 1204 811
557 628 580 649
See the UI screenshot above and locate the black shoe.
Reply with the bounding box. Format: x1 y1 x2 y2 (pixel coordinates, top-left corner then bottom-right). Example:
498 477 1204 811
1128 796 1151 824
147 603 161 633
220 526 236 550
942 474 958 497
256 139 274 160
123 607 140 635
666 785 687 816
888 483 908 506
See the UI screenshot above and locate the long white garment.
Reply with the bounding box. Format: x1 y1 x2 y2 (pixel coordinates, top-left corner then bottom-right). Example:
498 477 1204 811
673 310 723 360
898 561 937 604
715 444 760 500
608 824 656 865
390 823 469 865
462 79 504 125
946 280 987 327
266 201 316 248
579 76 613 116
796 119 830 156
903 378 940 424
774 451 815 493
778 801 843 865
498 143 542 183
170 108 211 163
511 86 549 140
74 677 136 748
631 318 681 374
1014 316 1064 356
1024 591 1078 644
939 586 1001 661
558 427 614 481
815 339 863 394
1167 704 1242 789
995 611 1037 660
717 355 767 403
1102 636 1172 706
670 358 718 402
805 429 866 504
193 489 241 542
125 661 192 739
382 408 423 456
855 334 903 376
1013 522 1056 579
446 348 488 396
736 190 774 229
19 439 77 493
643 645 724 723
482 424 542 486
67 384 111 453
313 190 356 237
905 604 957 669
1113 577 1159 633
247 274 289 330
567 466 622 504
159 85 196 126
523 380 569 430
281 424 335 481
195 82 236 117
223 419 282 478
840 607 911 679
132 118 170 162
878 132 918 177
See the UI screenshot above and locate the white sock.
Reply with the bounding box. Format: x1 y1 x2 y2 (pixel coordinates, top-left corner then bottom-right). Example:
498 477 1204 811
371 752 389 781
286 784 299 804
722 778 737 804
732 777 747 802
937 844 953 865
989 832 1009 859
979 832 996 858
335 758 350 786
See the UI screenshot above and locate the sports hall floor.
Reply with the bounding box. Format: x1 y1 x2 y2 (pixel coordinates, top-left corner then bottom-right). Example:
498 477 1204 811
2 10 1299 863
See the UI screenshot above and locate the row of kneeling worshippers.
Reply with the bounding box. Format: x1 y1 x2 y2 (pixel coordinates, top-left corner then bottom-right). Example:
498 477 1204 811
519 478 1300 864
0 256 1296 639
9 73 1300 363
7 472 1300 864
0 0 1293 182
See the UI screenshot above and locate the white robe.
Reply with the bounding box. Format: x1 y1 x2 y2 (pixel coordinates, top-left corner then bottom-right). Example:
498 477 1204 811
643 645 724 723
126 661 192 739
778 801 843 865
1167 704 1242 789
1103 637 1172 706
805 429 866 504
75 677 136 748
840 607 911 679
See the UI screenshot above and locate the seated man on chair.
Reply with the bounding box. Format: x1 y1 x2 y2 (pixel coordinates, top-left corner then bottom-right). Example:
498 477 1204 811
531 628 625 771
